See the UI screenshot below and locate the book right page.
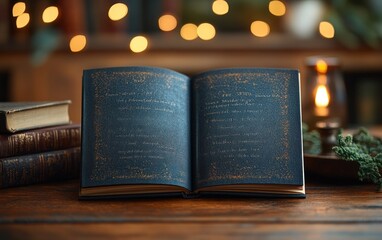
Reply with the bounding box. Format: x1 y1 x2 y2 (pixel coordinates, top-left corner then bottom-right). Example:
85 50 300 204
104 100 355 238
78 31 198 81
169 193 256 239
192 68 304 190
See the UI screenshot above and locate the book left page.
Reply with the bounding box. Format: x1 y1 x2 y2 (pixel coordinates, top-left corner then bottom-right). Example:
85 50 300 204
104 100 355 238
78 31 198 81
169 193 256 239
81 67 191 191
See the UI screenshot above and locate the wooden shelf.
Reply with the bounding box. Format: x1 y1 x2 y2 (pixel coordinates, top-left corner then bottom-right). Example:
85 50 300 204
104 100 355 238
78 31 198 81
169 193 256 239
0 33 350 53
1 39 382 123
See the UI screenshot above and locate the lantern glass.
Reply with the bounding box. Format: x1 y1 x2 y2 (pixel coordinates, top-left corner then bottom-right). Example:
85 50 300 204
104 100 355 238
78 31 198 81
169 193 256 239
302 56 347 129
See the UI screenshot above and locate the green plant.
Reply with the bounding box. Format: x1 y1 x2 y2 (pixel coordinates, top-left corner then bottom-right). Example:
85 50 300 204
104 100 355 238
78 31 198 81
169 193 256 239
333 128 382 191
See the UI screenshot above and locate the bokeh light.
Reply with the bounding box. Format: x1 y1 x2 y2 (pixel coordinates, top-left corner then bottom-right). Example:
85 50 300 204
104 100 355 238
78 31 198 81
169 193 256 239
319 21 335 38
130 36 148 53
16 13 30 28
12 2 26 17
269 0 286 17
197 23 216 40
158 14 177 32
42 6 59 23
212 0 229 15
316 59 328 74
180 23 198 40
250 21 270 37
108 3 128 21
70 35 87 52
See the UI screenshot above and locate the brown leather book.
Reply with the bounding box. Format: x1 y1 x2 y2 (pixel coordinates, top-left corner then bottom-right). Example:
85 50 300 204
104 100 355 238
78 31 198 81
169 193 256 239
0 124 81 158
0 147 81 188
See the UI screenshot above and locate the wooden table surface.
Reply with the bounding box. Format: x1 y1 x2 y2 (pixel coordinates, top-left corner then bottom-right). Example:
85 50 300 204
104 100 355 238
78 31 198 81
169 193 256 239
0 181 381 240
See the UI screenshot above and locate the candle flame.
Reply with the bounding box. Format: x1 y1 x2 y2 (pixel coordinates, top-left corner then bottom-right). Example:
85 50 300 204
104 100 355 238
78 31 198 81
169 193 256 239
315 85 330 107
316 60 328 74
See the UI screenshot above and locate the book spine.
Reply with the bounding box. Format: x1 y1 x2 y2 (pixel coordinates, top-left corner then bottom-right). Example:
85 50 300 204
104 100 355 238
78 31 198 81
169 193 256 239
0 147 81 188
0 125 81 158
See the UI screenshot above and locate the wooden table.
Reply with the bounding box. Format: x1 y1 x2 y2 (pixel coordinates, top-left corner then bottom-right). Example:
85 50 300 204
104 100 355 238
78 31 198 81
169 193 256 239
0 181 381 239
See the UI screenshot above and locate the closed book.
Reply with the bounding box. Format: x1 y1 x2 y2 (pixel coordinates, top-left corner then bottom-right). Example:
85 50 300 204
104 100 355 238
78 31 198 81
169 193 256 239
0 124 81 158
0 147 81 188
0 100 71 133
80 66 305 199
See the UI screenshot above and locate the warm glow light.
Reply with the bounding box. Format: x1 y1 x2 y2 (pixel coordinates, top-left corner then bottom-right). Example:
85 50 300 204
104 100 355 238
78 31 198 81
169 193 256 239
108 3 128 21
69 35 87 52
269 0 286 16
180 23 198 40
315 85 330 107
197 23 216 40
212 0 229 15
12 2 26 17
130 36 148 53
158 14 177 32
319 21 335 38
16 13 30 28
250 21 270 37
316 60 328 74
42 6 59 23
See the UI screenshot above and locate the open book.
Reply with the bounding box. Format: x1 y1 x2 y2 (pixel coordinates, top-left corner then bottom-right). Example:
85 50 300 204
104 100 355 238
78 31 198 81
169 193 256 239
80 67 305 198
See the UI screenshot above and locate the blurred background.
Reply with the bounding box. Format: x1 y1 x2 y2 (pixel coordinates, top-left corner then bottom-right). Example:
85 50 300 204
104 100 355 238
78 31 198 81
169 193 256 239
0 0 382 127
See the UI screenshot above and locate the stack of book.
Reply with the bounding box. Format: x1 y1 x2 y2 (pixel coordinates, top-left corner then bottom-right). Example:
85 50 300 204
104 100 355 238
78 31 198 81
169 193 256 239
0 101 81 188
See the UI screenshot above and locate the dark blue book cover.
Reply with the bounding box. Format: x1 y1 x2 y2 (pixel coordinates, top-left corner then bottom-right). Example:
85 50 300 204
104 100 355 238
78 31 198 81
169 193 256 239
80 67 305 198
